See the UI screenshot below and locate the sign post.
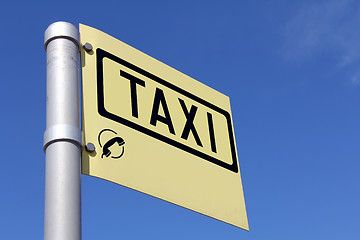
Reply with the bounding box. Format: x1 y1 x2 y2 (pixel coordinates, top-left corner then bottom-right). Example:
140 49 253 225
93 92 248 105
42 22 248 238
43 22 82 240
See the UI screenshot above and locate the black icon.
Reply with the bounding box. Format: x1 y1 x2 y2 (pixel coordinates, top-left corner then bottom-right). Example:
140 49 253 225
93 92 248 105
102 137 125 158
98 129 125 159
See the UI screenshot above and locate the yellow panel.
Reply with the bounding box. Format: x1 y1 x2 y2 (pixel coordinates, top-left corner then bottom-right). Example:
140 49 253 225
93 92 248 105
80 24 248 230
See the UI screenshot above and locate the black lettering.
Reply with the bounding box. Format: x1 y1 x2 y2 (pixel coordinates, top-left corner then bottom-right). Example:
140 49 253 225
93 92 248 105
150 88 175 135
178 98 202 147
120 70 145 118
207 112 217 153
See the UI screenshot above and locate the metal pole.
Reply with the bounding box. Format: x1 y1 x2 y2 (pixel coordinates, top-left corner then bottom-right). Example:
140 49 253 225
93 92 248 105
43 22 82 240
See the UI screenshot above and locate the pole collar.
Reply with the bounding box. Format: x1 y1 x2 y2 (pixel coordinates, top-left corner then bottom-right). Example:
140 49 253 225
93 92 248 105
44 21 80 51
43 124 82 152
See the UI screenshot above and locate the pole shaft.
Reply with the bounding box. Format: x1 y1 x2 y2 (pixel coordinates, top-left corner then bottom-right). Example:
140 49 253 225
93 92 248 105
44 22 81 240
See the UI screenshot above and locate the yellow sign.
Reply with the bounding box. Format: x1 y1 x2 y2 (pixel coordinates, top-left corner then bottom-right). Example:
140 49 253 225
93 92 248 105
80 24 248 230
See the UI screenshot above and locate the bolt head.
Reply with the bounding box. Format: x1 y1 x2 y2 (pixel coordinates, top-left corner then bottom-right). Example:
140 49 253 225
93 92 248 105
85 143 95 152
83 42 93 52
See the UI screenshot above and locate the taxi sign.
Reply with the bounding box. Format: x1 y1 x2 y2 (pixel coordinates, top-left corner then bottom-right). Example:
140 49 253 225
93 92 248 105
80 24 248 230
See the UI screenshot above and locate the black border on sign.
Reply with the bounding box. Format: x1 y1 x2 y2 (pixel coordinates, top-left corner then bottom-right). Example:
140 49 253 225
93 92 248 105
96 48 239 173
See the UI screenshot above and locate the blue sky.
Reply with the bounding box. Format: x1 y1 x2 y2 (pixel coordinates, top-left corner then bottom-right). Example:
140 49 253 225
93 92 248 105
1 0 360 239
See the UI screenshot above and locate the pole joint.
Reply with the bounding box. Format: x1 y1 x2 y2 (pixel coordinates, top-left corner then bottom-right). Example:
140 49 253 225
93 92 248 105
44 21 80 51
43 124 82 151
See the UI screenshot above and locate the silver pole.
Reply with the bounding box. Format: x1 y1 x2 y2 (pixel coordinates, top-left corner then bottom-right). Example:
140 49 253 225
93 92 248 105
43 22 82 240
